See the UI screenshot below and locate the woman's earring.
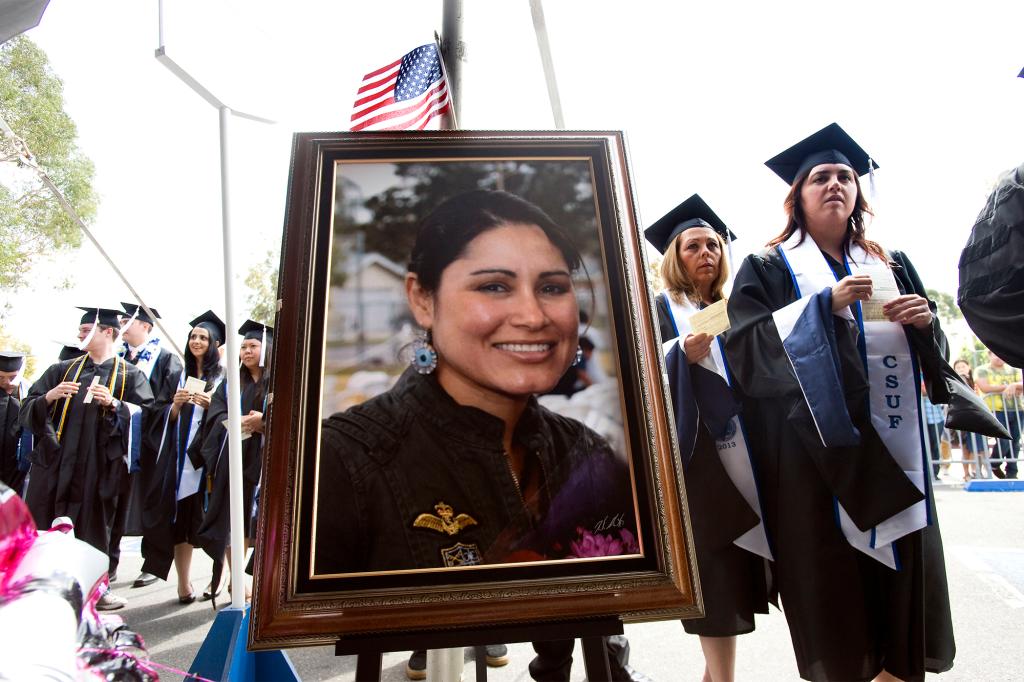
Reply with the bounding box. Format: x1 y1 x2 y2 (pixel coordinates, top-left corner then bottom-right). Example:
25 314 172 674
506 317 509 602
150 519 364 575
411 333 438 375
572 345 584 367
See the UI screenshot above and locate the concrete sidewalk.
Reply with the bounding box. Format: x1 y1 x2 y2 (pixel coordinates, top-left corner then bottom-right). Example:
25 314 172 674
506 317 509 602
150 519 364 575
107 482 1023 680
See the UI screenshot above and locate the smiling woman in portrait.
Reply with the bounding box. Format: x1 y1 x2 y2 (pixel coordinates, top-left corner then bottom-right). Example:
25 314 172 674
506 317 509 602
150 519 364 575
313 189 637 576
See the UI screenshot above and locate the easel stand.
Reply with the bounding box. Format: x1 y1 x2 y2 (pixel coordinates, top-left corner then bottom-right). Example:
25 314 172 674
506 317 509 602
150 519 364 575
335 617 623 681
189 605 299 681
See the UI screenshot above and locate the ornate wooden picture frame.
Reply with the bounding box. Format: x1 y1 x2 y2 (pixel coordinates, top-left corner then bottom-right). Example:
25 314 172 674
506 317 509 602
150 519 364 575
250 131 700 649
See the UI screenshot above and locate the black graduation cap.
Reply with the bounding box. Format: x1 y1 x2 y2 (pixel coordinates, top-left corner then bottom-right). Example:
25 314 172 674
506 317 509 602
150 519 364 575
0 351 26 373
644 193 736 255
764 122 878 185
58 344 85 362
238 319 274 341
120 301 161 325
188 310 226 346
77 306 124 327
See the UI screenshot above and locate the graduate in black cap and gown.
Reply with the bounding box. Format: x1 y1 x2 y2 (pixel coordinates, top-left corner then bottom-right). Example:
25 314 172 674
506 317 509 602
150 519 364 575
196 319 272 601
140 310 225 604
0 351 30 493
724 124 961 681
116 302 184 588
18 307 154 609
647 196 772 682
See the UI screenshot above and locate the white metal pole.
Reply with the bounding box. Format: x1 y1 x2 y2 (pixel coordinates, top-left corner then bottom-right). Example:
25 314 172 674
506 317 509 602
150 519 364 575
529 0 565 129
218 105 246 610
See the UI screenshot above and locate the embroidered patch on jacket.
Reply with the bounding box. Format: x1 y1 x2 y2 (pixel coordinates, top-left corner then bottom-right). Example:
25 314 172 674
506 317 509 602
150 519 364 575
441 542 482 567
413 501 478 536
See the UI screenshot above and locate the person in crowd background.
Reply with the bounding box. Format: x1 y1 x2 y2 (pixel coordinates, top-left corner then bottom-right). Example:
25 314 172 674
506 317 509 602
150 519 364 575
952 358 988 479
725 123 964 681
648 194 772 682
196 319 272 603
923 387 948 480
974 352 1023 479
0 351 29 493
19 307 154 611
115 302 184 588
139 310 225 604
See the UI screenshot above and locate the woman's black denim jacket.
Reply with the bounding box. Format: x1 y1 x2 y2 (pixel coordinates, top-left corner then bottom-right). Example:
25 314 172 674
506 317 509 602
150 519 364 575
313 368 636 574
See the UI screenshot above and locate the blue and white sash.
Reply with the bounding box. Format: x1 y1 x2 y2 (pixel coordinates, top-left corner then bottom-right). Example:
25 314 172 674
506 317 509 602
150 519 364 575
155 370 222 501
773 233 928 568
662 292 773 561
120 335 164 380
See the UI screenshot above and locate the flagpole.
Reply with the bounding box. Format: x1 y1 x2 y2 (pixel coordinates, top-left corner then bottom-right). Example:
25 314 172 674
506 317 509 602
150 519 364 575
440 0 464 128
431 12 468 679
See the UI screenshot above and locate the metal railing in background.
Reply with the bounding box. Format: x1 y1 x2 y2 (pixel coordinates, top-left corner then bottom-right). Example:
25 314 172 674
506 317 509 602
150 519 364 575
927 359 1023 482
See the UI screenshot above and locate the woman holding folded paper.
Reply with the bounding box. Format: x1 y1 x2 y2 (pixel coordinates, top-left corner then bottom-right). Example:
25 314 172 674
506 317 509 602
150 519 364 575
724 123 973 681
140 310 225 604
195 319 273 601
648 194 772 682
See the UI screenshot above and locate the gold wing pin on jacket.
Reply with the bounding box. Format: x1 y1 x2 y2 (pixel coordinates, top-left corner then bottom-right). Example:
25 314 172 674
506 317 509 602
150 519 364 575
413 501 478 536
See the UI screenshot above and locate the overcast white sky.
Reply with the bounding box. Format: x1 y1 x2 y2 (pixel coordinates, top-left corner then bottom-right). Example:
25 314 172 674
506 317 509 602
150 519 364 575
7 0 1023 374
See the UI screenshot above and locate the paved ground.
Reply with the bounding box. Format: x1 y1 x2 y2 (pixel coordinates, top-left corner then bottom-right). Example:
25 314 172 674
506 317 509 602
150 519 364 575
109 470 1023 681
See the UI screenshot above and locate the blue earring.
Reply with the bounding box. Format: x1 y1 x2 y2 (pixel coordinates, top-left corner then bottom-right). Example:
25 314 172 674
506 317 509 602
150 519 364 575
572 345 583 367
411 333 438 374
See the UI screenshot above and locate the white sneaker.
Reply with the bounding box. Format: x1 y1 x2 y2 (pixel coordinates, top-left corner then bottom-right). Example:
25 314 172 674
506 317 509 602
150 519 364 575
96 591 127 611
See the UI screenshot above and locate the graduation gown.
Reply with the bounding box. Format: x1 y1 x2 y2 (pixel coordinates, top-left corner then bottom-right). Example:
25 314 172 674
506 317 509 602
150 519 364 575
658 300 771 637
725 247 954 681
196 375 267 566
19 356 153 554
121 347 183 536
0 390 27 493
140 373 221 580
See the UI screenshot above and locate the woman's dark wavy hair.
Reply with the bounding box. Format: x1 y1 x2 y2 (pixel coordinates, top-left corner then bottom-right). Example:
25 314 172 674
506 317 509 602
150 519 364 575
184 327 222 385
408 189 584 291
768 168 888 263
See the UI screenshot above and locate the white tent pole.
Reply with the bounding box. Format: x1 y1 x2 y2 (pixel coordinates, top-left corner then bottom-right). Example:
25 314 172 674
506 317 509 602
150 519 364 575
218 105 246 610
153 2 274 610
529 0 565 129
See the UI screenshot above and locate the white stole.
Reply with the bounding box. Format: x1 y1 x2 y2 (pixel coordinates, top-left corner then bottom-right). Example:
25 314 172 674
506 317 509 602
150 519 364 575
662 293 773 561
774 233 928 568
155 370 222 501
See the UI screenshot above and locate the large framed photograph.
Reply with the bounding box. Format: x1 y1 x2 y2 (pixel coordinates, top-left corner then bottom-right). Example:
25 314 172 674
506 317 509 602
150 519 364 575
250 131 699 649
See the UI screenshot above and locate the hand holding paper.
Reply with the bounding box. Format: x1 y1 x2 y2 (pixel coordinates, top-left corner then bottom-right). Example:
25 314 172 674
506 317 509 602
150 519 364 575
688 298 731 337
81 376 101 404
860 266 900 321
222 418 252 441
183 376 207 395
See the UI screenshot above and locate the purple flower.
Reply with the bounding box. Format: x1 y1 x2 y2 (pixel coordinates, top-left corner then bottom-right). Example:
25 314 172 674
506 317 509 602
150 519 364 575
567 527 639 558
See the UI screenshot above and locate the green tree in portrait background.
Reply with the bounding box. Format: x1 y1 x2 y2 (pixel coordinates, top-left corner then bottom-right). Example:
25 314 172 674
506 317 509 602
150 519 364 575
0 36 98 299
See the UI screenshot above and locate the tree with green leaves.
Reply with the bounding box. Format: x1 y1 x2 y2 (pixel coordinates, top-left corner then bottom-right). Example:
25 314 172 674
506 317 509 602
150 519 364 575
925 288 962 325
244 250 280 326
0 35 97 293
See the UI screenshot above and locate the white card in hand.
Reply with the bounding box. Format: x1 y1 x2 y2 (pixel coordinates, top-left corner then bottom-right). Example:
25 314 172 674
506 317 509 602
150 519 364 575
860 266 900 321
81 376 101 404
688 298 731 337
222 418 252 441
184 376 207 395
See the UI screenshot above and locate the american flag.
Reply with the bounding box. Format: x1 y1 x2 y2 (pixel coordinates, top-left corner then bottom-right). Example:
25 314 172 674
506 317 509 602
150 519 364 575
350 44 452 131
